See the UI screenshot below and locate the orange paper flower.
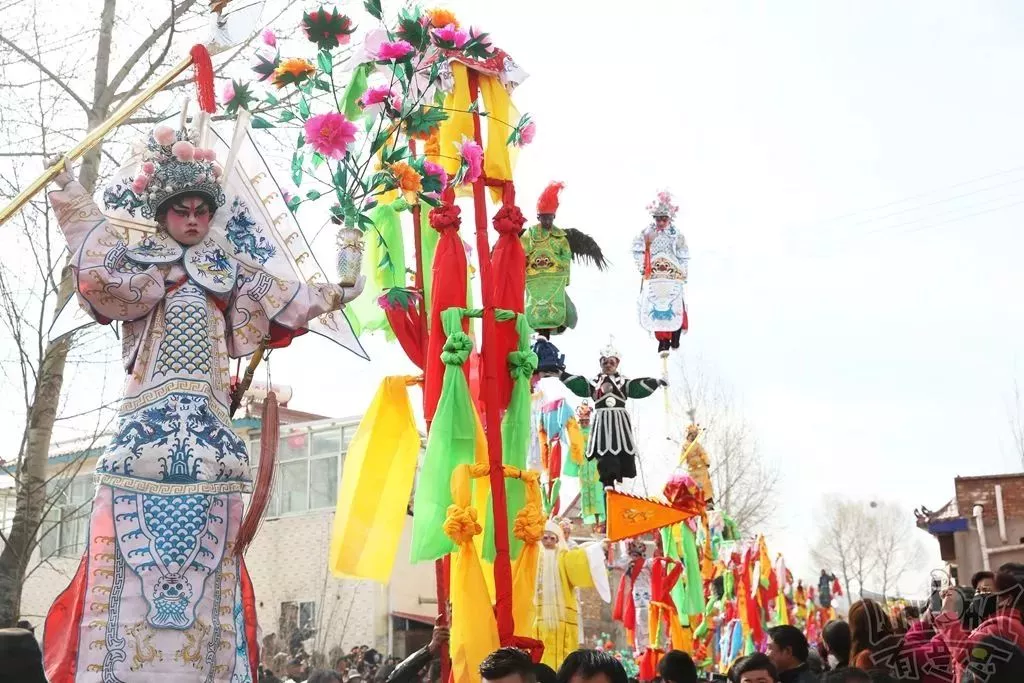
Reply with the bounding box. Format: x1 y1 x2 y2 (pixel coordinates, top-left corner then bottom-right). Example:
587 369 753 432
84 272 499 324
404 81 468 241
389 161 423 194
272 57 316 88
427 8 459 28
424 129 441 157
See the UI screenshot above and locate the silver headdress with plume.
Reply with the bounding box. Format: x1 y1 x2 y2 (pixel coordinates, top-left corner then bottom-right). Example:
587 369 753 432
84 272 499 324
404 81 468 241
599 336 620 360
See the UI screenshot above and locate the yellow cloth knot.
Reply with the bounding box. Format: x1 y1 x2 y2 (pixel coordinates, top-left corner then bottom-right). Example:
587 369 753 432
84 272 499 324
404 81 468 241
441 332 473 366
507 350 539 380
512 503 545 544
443 504 481 545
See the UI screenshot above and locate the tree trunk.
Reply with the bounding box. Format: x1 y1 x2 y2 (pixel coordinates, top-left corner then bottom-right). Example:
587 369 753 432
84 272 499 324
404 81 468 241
0 0 115 626
0 324 71 625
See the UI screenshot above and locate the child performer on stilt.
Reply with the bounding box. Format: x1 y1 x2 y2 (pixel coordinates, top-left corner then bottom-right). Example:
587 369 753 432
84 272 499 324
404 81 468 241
40 125 363 681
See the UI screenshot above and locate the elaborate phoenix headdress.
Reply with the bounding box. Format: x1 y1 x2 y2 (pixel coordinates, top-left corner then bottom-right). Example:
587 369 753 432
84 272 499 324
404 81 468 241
647 190 679 219
132 125 226 219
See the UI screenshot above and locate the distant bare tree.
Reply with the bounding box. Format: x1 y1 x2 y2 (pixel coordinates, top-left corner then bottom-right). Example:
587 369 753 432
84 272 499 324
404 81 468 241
811 499 864 600
666 352 779 533
811 497 924 600
872 500 926 600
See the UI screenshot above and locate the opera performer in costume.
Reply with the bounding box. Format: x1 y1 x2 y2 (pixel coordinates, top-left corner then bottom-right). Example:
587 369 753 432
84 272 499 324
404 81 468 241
613 539 655 653
41 126 363 682
535 520 609 669
567 401 606 528
682 423 713 507
632 190 688 354
559 340 666 489
521 182 606 337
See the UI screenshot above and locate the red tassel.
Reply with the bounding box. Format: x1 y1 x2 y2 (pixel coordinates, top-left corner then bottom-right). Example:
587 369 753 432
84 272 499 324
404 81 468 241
190 44 216 114
235 391 279 555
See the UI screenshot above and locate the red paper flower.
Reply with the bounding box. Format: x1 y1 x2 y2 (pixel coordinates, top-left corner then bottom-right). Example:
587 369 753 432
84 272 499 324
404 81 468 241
429 203 462 232
492 204 526 235
302 8 356 51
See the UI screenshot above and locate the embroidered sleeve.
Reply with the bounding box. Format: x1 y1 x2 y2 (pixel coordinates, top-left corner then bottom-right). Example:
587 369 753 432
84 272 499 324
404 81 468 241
632 230 647 272
676 236 690 280
48 181 164 323
226 265 357 357
559 371 592 398
626 377 663 399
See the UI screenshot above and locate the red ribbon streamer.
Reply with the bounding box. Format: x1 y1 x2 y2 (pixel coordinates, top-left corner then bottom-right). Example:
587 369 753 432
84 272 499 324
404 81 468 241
489 199 526 408
424 201 468 422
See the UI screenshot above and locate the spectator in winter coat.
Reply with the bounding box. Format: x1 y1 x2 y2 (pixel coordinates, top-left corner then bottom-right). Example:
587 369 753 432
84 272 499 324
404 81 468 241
821 620 851 670
386 618 450 683
848 599 901 674
935 565 1024 680
765 625 817 683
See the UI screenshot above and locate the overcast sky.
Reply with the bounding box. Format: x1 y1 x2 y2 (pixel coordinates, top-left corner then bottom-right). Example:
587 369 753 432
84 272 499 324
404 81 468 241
6 0 1024 596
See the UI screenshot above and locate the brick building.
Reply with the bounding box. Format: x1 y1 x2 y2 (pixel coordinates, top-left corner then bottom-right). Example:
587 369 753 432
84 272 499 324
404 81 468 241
8 384 437 661
916 472 1024 585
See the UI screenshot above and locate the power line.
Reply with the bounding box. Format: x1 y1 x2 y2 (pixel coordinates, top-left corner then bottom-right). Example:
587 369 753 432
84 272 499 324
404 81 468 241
788 164 1024 241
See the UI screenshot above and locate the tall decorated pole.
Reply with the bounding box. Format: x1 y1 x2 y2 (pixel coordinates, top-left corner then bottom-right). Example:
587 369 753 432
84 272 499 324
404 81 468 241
233 3 541 679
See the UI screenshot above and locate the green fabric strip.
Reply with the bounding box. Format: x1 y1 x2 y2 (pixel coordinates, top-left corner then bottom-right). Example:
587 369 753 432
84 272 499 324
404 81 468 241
349 202 405 339
482 313 536 561
409 307 477 563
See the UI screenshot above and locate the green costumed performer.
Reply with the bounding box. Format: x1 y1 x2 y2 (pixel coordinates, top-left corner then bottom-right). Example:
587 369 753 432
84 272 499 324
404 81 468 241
565 400 606 527
521 181 607 337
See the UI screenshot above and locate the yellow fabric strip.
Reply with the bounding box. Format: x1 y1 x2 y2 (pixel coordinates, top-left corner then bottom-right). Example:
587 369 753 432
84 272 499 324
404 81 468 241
439 62 473 177
446 464 500 683
329 377 420 582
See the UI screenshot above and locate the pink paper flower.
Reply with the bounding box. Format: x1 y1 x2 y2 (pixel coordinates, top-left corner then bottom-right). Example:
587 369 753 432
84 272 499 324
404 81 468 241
220 80 236 105
262 29 277 47
359 85 394 107
423 160 448 189
433 23 468 48
171 140 195 162
375 39 413 61
141 161 156 174
153 125 176 146
469 26 492 49
304 112 358 160
456 137 483 185
519 121 536 146
354 28 388 64
132 175 150 193
212 162 224 178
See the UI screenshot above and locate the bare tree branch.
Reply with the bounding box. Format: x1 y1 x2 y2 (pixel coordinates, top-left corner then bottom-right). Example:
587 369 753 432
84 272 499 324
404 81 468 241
100 0 200 110
0 33 89 112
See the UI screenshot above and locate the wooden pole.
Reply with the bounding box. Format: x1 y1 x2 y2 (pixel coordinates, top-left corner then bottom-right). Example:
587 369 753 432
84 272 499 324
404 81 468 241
466 69 515 646
409 138 452 681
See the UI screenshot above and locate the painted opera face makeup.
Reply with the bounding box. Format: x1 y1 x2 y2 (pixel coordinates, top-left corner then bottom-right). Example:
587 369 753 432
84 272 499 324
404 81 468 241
655 215 670 229
164 196 212 245
538 213 555 230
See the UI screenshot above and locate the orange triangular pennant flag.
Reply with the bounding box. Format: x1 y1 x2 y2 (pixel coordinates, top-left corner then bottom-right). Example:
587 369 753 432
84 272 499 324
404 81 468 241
606 490 701 542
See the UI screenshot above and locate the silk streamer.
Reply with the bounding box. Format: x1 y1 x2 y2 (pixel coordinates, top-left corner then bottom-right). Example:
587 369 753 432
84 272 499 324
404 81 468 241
329 376 420 581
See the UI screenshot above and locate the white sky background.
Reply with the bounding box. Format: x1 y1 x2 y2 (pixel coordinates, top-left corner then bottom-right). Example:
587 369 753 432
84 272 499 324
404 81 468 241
5 0 1024 596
